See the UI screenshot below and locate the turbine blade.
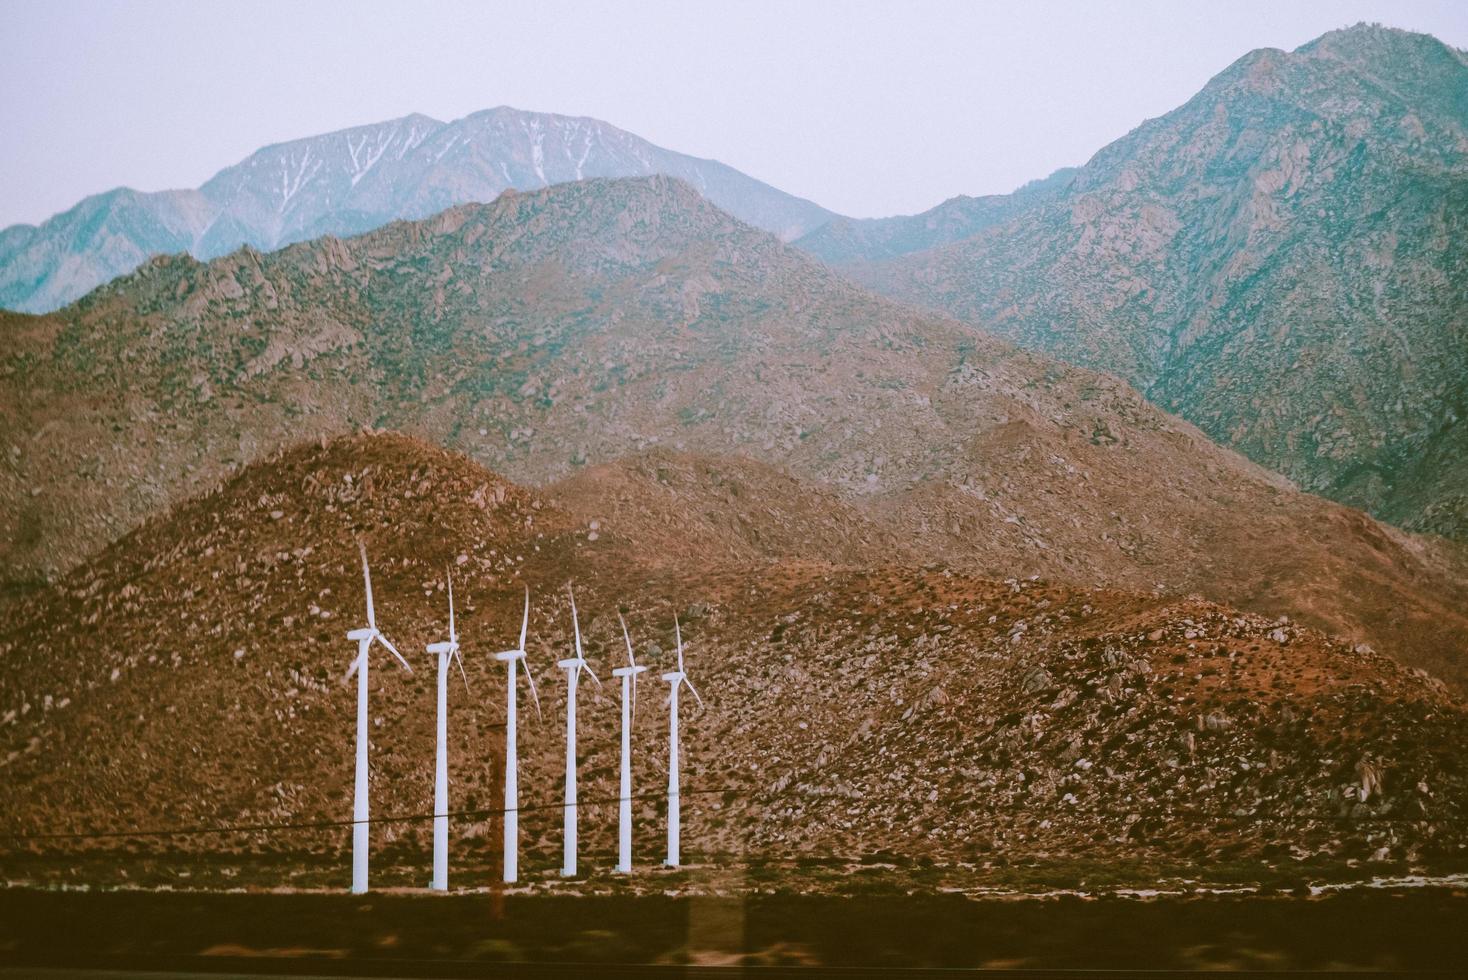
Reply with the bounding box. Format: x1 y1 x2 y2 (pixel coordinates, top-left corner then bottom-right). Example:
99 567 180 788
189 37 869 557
523 659 544 722
454 647 469 694
344 652 362 683
674 613 685 672
618 611 635 667
447 568 456 644
632 671 638 719
582 661 604 692
519 586 530 652
377 634 413 673
569 587 583 659
360 541 376 630
683 676 705 711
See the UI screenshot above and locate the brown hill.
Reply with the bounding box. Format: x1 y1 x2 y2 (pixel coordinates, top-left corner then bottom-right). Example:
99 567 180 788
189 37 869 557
2 175 1466 691
2 434 1466 887
0 434 581 846
548 428 1468 694
865 420 1468 692
547 449 913 568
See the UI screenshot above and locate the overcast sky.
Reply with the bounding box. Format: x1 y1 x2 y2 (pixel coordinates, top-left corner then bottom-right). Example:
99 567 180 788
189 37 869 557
2 0 1466 227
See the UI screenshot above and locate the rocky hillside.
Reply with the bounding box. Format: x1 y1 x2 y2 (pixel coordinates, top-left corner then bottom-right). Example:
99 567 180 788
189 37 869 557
3 434 1465 879
547 449 912 569
3 174 1467 690
844 25 1468 540
0 107 837 313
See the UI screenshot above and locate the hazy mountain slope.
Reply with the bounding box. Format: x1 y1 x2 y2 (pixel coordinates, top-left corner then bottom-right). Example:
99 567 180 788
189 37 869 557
0 187 215 315
794 167 1078 264
4 174 1467 689
3 433 1464 879
850 25 1468 539
0 107 837 313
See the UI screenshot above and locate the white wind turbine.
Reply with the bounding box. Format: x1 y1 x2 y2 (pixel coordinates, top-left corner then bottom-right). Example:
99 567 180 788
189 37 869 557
612 612 648 873
424 568 469 892
344 541 413 895
492 586 540 883
556 587 602 877
661 614 704 868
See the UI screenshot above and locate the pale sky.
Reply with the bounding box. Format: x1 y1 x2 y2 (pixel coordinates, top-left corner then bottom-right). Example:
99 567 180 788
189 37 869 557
2 0 1466 228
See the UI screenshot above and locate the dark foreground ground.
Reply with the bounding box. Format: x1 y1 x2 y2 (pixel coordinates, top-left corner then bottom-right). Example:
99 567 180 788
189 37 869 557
1 887 1467 975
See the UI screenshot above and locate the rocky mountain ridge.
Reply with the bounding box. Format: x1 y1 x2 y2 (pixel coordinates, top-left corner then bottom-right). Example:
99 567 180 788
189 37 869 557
0 106 837 313
839 24 1468 540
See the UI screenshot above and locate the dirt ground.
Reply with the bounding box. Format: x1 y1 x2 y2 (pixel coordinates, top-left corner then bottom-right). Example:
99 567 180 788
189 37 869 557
2 882 1467 973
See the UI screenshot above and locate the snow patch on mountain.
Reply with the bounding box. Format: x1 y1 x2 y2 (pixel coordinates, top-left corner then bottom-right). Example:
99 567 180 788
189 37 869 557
1 107 837 313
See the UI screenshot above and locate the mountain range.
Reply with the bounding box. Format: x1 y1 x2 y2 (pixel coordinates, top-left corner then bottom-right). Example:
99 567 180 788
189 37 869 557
836 26 1468 540
0 106 836 314
4 26 1462 552
3 174 1466 692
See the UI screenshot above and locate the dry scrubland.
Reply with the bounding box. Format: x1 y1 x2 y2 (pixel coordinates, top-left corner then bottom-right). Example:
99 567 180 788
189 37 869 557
3 434 1466 891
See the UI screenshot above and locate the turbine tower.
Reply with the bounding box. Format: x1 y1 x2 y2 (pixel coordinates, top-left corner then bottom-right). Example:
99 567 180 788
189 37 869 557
612 612 648 873
492 587 540 883
344 542 413 894
660 614 704 868
425 568 468 892
556 587 601 877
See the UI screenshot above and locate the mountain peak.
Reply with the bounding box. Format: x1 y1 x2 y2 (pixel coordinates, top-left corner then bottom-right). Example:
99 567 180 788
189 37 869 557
1296 21 1464 60
461 104 596 123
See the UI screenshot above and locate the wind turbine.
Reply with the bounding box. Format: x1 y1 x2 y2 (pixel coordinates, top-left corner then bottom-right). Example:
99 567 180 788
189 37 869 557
612 612 648 873
660 613 704 868
425 568 469 892
344 541 412 895
492 586 540 883
556 587 602 877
